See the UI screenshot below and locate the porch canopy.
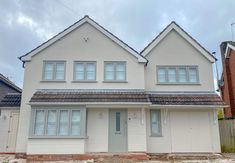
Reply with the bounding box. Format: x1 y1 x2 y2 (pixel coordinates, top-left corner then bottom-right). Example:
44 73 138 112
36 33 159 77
28 89 225 108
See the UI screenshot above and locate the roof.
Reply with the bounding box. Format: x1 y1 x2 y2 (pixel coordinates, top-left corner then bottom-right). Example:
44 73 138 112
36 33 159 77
140 21 216 63
0 73 22 93
19 15 147 63
0 93 21 107
29 89 150 104
29 89 224 107
149 93 225 106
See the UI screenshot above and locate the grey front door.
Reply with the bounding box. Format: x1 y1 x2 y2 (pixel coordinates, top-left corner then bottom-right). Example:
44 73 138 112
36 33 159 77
108 109 127 152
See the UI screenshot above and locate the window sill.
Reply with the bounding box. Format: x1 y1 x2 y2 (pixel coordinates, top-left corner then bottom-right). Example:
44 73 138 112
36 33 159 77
103 81 128 83
28 136 88 139
72 80 98 83
156 83 201 85
40 80 66 83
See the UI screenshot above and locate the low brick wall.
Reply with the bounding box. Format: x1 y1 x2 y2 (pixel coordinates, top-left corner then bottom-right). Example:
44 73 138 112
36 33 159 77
16 153 149 161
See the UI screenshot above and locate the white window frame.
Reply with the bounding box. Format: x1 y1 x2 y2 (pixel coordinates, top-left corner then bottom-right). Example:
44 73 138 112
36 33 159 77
29 106 86 138
150 110 162 137
104 61 126 82
42 61 66 81
156 65 199 84
73 61 96 82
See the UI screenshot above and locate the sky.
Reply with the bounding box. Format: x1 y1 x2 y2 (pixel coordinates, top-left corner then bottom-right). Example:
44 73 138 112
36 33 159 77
0 0 235 88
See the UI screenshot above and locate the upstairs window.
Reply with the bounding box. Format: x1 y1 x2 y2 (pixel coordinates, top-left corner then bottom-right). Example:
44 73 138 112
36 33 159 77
104 62 126 81
43 61 65 81
74 62 96 81
157 66 199 84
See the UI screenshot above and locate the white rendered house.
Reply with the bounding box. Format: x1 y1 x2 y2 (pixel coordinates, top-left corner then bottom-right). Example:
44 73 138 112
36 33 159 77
16 16 224 159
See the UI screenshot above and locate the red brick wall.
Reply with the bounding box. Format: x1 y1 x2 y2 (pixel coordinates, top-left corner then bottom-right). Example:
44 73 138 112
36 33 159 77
221 45 235 118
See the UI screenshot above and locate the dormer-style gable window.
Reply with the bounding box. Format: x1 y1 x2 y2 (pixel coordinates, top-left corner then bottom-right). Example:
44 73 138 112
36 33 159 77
157 66 199 84
43 61 66 81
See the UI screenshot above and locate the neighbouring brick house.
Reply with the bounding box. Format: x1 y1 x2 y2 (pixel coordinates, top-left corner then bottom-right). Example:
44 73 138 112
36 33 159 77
0 73 21 153
220 41 235 118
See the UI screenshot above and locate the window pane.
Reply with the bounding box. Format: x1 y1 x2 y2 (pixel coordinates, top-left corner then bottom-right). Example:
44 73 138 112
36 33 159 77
76 72 84 80
105 63 114 71
34 110 45 135
71 110 81 135
116 63 125 71
151 111 161 135
47 110 57 136
55 63 65 80
178 67 187 82
157 68 166 82
75 63 84 80
116 63 125 81
44 63 53 80
59 110 69 135
168 68 176 82
116 71 125 80
189 68 197 83
86 63 95 72
86 72 95 80
105 64 114 80
86 63 95 80
116 112 120 132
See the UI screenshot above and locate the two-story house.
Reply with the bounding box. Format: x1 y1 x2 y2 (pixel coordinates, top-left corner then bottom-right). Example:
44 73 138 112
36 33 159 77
0 73 21 153
220 41 235 118
16 16 224 160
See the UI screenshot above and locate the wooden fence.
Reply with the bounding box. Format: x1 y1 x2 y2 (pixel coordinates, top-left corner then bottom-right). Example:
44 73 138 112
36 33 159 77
218 119 235 152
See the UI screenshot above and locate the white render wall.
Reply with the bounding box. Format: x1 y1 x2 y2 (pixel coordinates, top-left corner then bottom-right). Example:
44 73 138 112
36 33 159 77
86 108 109 152
27 139 85 154
0 109 19 153
146 108 221 153
145 29 215 92
127 108 147 152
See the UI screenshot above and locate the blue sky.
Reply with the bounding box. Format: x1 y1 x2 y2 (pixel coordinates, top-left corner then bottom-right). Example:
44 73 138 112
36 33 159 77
0 0 235 88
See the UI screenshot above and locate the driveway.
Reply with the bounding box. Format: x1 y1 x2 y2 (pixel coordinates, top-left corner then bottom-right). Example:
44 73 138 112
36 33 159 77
1 153 235 163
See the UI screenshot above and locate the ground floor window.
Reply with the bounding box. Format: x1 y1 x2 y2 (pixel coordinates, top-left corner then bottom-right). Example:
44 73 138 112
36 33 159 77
30 106 86 138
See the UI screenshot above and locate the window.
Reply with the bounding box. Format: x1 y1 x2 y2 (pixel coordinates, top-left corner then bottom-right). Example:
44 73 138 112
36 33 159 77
116 112 121 132
157 66 199 84
74 62 96 81
46 110 57 135
43 61 65 81
188 67 197 83
168 67 176 83
104 62 126 81
31 107 85 137
34 110 45 136
150 110 161 136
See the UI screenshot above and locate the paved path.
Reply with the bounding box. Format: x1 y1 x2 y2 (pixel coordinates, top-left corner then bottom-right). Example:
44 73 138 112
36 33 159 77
1 154 235 163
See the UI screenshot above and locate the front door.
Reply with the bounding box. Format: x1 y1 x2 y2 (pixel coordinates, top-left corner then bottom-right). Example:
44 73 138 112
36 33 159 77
109 109 127 152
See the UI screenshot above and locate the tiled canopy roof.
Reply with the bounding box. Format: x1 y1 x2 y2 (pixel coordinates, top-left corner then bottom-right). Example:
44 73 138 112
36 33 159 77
29 90 225 106
0 93 21 107
30 89 150 103
149 93 225 106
